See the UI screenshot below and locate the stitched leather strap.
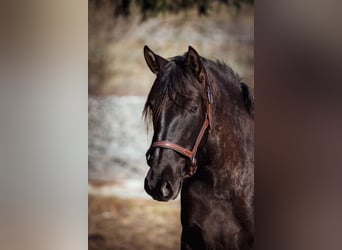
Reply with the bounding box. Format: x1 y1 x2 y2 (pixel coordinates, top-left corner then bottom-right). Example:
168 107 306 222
151 118 209 163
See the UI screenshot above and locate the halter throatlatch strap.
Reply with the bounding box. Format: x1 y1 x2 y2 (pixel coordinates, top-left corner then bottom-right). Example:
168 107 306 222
149 81 213 179
206 84 213 130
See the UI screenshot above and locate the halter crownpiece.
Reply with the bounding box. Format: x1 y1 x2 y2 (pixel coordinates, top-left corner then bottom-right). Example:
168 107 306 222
149 81 213 179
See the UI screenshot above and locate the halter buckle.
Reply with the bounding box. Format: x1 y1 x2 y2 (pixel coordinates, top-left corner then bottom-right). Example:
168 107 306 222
191 156 196 165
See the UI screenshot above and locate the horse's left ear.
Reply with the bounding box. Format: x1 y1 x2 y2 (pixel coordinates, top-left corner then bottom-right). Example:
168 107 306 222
240 81 254 117
185 46 205 82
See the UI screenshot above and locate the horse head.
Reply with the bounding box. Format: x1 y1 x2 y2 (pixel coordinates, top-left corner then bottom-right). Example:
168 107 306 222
143 45 212 201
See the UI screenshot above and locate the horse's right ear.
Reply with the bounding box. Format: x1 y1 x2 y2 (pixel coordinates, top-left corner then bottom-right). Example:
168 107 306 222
144 45 169 74
185 46 205 82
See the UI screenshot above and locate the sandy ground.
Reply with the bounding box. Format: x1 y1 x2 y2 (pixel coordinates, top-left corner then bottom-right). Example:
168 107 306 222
89 193 181 250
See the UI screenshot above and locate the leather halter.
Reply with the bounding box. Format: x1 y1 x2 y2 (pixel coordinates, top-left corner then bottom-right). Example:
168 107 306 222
149 85 213 179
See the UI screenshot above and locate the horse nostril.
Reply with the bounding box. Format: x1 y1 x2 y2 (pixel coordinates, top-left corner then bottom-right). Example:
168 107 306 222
161 181 172 198
146 151 154 166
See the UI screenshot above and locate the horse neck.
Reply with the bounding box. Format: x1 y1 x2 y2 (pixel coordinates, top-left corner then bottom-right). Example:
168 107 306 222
199 73 254 177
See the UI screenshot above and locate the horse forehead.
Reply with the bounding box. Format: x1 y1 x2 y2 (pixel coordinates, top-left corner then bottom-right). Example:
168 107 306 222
161 61 180 76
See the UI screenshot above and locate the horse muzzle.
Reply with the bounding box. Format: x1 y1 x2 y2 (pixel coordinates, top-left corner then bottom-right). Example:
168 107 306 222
144 169 181 201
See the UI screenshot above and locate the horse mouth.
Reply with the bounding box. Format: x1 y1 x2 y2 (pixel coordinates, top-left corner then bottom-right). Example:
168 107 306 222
146 179 183 202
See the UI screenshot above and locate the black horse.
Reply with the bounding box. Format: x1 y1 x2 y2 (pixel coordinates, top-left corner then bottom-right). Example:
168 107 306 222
143 46 254 250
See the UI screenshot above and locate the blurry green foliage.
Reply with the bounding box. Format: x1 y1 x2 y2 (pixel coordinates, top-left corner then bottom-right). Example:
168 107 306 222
137 0 254 15
89 0 253 19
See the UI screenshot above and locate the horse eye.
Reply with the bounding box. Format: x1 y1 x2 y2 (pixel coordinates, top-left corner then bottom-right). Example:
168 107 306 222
190 105 198 113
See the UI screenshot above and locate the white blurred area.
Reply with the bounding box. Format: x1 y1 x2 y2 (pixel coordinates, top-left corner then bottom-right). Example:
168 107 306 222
88 96 152 198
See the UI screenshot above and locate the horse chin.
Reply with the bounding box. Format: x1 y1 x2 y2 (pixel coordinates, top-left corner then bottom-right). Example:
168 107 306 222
171 179 183 200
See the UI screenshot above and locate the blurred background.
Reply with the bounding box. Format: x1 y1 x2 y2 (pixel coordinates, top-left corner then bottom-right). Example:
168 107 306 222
88 0 253 249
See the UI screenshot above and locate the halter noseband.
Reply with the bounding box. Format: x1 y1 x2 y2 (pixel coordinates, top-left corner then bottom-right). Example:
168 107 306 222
149 84 213 179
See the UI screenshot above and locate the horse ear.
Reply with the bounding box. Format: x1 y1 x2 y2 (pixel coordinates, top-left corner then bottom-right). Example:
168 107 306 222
144 45 169 74
240 81 254 117
185 46 205 82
